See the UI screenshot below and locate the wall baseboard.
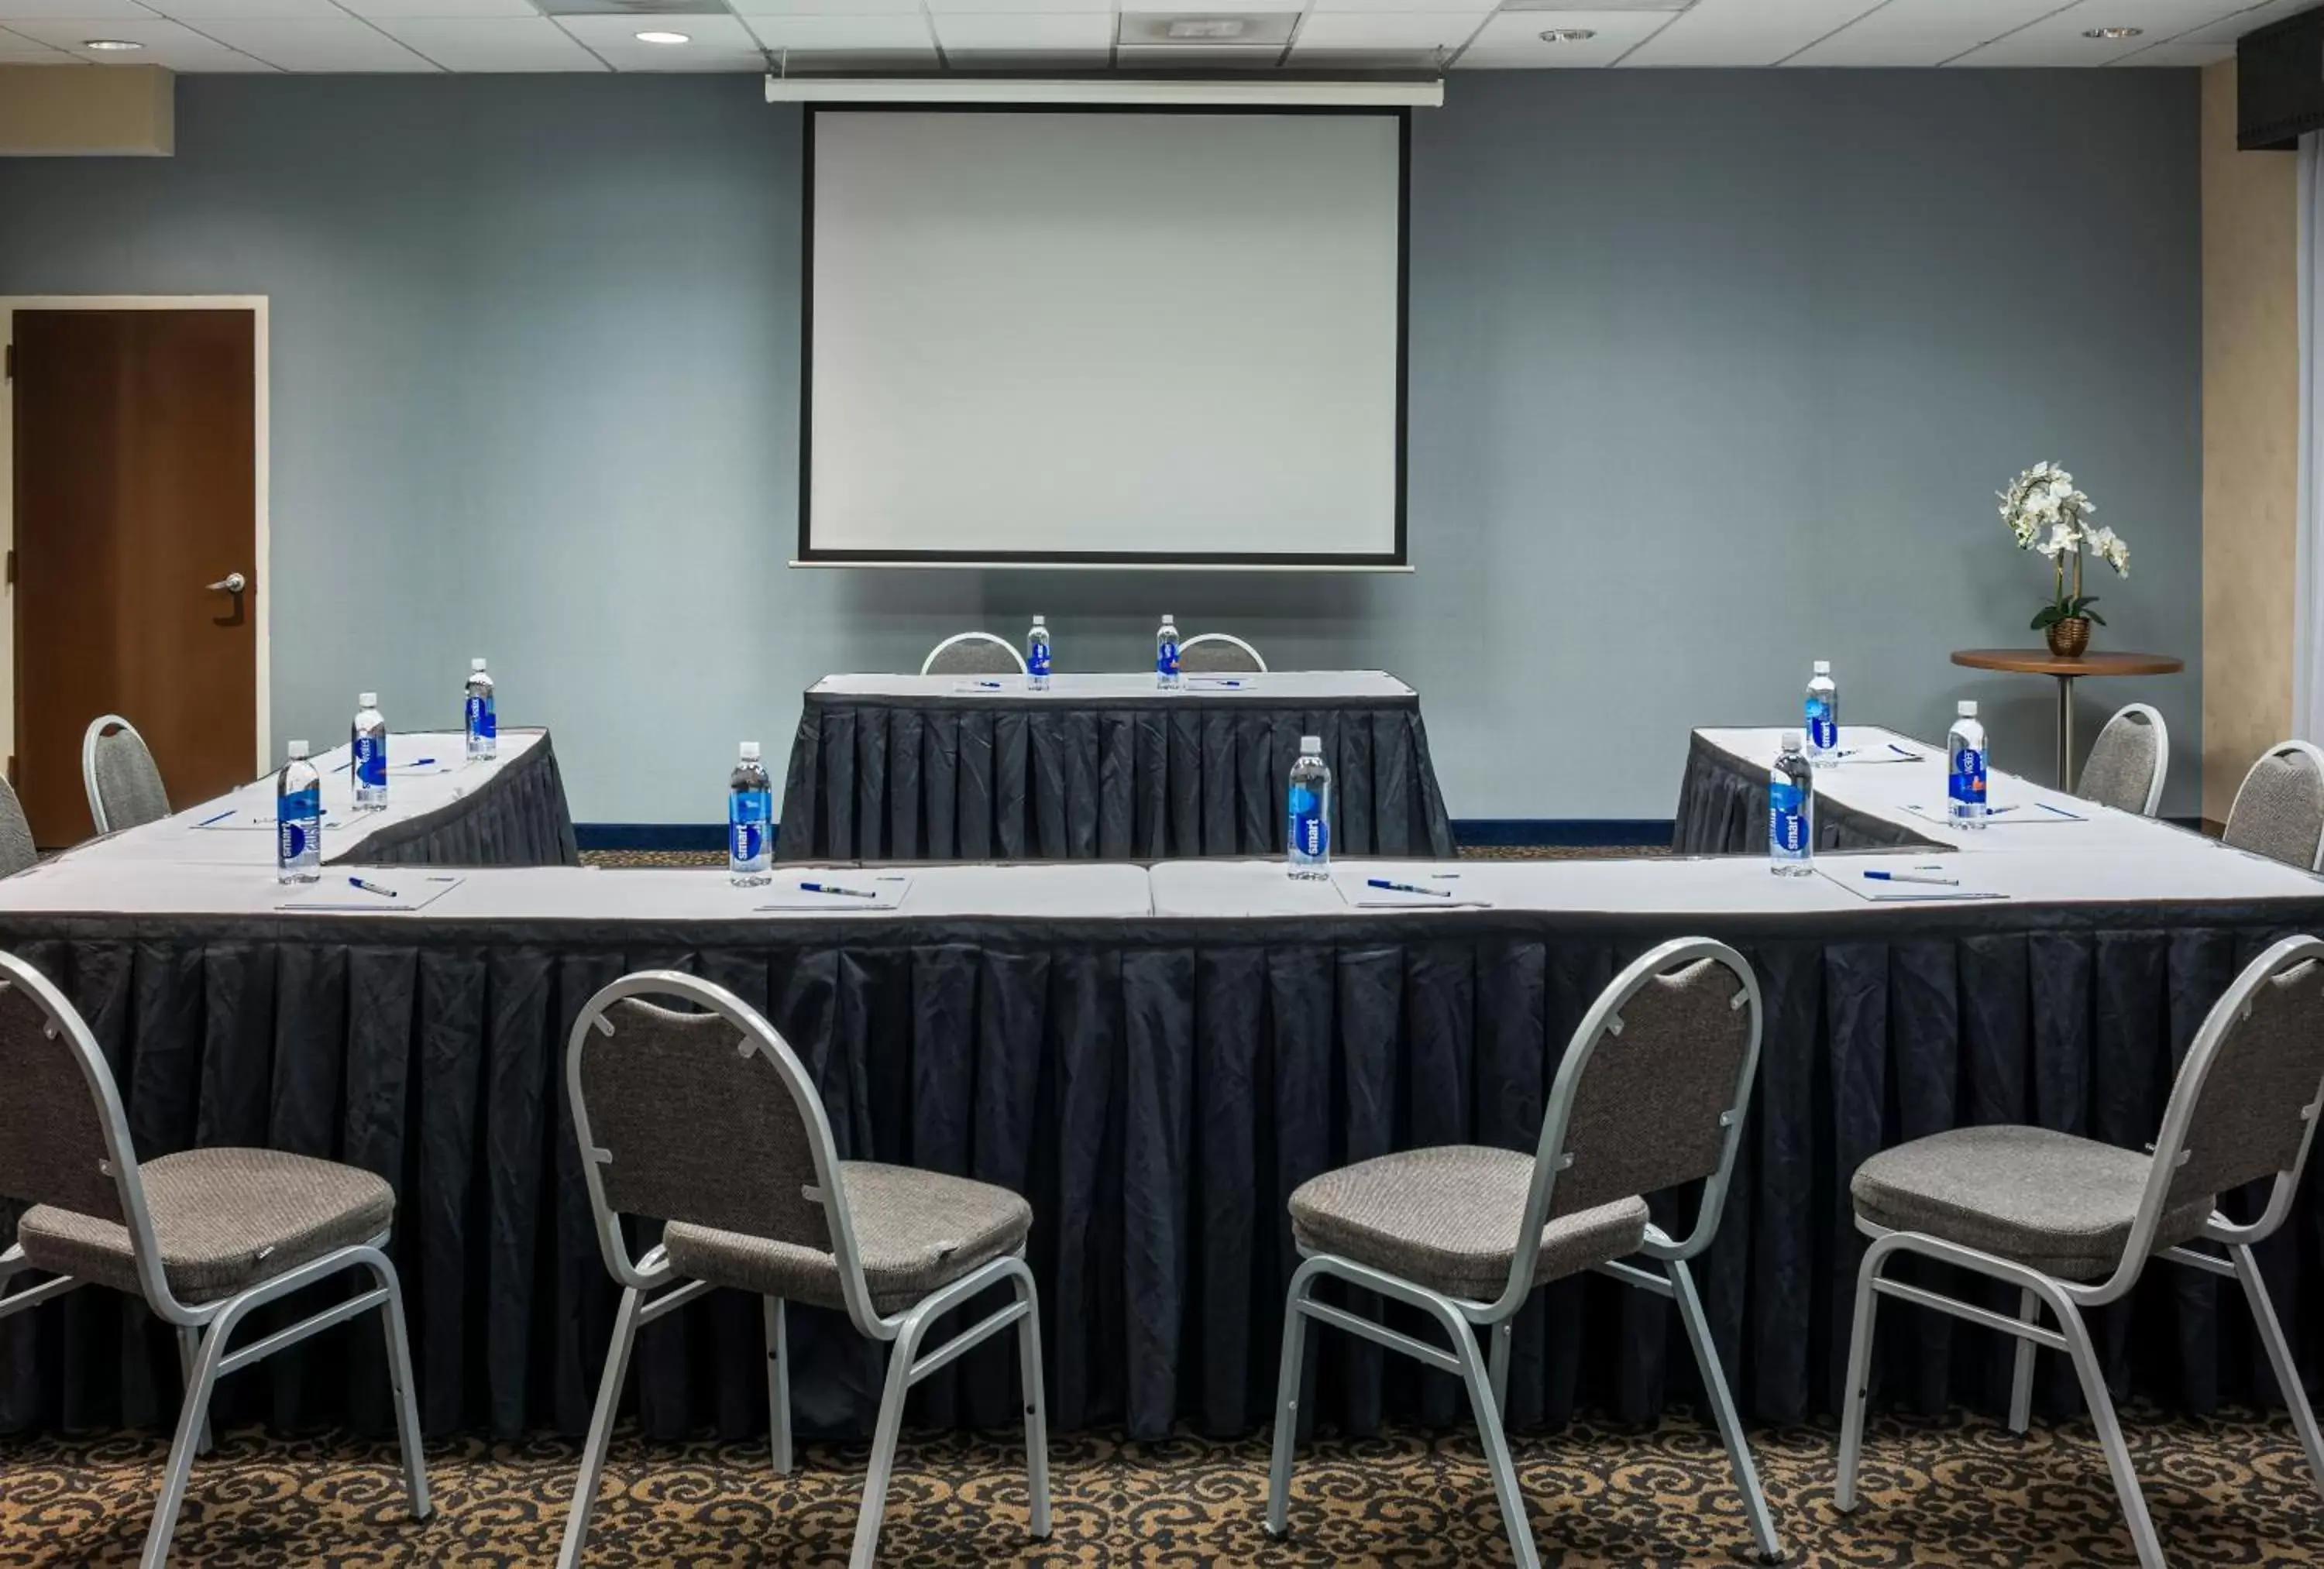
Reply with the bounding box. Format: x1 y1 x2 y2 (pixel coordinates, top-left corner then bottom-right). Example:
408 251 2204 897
576 823 728 852
577 819 1682 853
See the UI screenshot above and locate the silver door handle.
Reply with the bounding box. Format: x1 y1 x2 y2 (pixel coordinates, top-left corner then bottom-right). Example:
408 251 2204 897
207 572 248 595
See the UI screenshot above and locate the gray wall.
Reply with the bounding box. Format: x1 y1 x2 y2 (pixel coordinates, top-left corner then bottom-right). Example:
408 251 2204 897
0 69 2202 825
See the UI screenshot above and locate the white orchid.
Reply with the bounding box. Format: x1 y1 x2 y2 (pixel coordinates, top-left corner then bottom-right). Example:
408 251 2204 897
2085 524 2129 576
1997 458 2126 637
2034 521 2080 558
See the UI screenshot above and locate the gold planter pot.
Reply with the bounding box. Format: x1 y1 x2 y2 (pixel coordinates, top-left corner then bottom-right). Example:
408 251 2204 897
2044 616 2092 659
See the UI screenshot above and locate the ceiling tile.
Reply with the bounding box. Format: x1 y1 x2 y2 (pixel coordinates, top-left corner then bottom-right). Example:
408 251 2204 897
559 11 765 64
1294 43 1449 63
1292 8 1483 46
2111 36 2233 58
148 0 342 18
727 0 919 13
933 9 1108 46
1786 0 2065 65
921 0 1109 12
337 0 538 19
1948 0 2251 63
0 0 155 19
200 12 438 62
2169 0 2310 43
1113 39 1280 60
1454 6 1667 64
1622 0 1887 64
374 13 607 65
1 13 263 61
741 9 930 46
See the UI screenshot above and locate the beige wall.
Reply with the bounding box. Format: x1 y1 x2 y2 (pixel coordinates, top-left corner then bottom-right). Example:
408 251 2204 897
0 67 171 156
2202 59 2300 825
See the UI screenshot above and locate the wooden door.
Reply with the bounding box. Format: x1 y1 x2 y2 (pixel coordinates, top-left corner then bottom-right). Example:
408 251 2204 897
10 308 257 846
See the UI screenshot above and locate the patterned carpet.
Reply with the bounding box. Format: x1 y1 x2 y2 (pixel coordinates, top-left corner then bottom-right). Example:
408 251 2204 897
3 1409 2319 1566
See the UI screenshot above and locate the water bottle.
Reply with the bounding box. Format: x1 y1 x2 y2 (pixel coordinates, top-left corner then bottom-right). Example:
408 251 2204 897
1287 734 1332 878
1769 730 1813 876
1805 660 1839 767
351 692 388 811
1948 700 1989 829
276 740 321 884
464 657 497 761
1156 613 1181 691
1026 616 1052 692
729 741 773 886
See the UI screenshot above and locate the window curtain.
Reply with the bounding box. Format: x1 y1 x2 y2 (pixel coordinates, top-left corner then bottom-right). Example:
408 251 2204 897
2295 133 2324 740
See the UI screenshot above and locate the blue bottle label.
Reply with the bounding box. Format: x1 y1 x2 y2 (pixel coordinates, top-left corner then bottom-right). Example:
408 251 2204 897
278 786 321 863
1950 749 1986 805
1157 639 1178 677
1287 784 1328 859
1769 781 1809 856
730 789 771 863
1028 640 1050 677
466 694 497 740
1806 697 1836 752
353 734 387 790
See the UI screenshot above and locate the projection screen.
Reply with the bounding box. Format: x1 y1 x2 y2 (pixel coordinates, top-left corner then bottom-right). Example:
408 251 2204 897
799 106 1408 568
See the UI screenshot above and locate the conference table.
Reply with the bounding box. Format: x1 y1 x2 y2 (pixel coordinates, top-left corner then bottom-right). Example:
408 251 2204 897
0 723 2318 1461
773 670 1458 863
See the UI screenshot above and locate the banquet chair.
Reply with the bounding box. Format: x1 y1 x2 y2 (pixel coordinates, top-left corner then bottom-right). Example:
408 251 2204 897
2223 740 2324 870
1177 632 1267 674
2075 703 2168 817
561 971 1050 1569
1836 934 2324 1569
0 949 431 1569
1265 938 1783 1569
920 632 1027 678
81 714 170 836
0 778 33 876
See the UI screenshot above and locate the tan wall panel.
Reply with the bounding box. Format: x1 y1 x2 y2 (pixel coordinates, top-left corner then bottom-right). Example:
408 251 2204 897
2202 59 2298 824
0 66 172 156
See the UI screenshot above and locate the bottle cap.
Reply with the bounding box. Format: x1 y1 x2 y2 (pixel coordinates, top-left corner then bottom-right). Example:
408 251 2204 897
1958 699 1977 717
472 657 487 671
1162 613 1174 622
359 692 377 709
1782 731 1803 752
740 741 761 761
287 740 310 760
1813 661 1830 675
1032 615 1046 627
1301 735 1322 753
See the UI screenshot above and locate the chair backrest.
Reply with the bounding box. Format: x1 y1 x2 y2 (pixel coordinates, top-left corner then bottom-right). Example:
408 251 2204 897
2123 936 2324 1279
920 633 1026 678
1494 939 1760 1313
0 950 172 1309
2077 703 2168 817
566 970 882 1328
1177 633 1267 675
0 778 33 877
2223 740 2324 871
82 716 170 836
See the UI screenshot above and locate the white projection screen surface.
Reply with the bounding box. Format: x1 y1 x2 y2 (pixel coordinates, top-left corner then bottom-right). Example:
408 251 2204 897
800 108 1408 567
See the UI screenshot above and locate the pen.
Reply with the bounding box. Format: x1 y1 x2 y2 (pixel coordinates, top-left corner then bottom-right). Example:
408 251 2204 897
1198 678 1246 688
348 877 399 898
799 881 879 899
196 807 236 826
398 757 437 768
1985 805 2020 814
1367 878 1452 897
966 681 1003 689
1888 743 1918 759
1865 870 1961 886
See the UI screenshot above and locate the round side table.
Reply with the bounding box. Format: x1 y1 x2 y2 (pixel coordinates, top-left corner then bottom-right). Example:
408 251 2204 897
1949 648 2185 789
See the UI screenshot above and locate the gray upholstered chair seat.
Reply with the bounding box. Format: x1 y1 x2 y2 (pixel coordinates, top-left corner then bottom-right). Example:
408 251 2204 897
2224 747 2324 870
664 1159 1032 1314
1851 1126 2213 1279
1287 1145 1649 1301
16 1147 394 1304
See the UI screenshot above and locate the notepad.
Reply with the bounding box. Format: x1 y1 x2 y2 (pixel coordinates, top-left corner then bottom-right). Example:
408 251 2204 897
277 874 464 913
1815 866 2006 903
194 812 351 833
753 875 912 912
1900 800 2085 828
1832 744 1923 766
1184 676 1257 691
949 681 1013 695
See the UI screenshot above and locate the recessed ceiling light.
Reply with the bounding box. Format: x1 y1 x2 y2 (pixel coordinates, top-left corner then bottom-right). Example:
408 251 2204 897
1164 16 1246 37
82 37 143 49
2081 25 2142 38
1538 26 1596 40
634 29 689 43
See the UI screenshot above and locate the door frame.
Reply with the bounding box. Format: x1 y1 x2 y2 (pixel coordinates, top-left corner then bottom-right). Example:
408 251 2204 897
0 295 271 779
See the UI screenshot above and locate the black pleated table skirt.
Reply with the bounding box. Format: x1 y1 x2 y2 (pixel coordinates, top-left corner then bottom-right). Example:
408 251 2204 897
347 729 582 867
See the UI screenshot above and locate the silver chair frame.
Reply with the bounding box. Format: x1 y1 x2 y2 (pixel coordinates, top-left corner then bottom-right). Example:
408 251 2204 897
2085 702 2168 818
559 970 1050 1569
2224 739 2324 871
81 713 159 837
1176 632 1268 673
0 952 429 1568
1264 937 1783 1568
1835 934 2324 1569
918 632 1028 678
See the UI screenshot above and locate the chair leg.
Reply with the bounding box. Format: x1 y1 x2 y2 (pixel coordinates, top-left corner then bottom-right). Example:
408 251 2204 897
1440 1301 1541 1569
1487 1319 1513 1418
1264 1267 1319 1539
764 1296 792 1477
175 1327 215 1457
1668 1258 1783 1564
2007 1289 2040 1437
1833 1242 1886 1514
373 1255 433 1521
2229 1244 2324 1503
2054 1293 2166 1569
142 1317 227 1569
558 1284 644 1569
1012 1266 1052 1540
849 1315 928 1569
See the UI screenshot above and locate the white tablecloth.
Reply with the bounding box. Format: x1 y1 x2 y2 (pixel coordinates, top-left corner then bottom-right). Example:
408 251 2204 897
806 671 1416 702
